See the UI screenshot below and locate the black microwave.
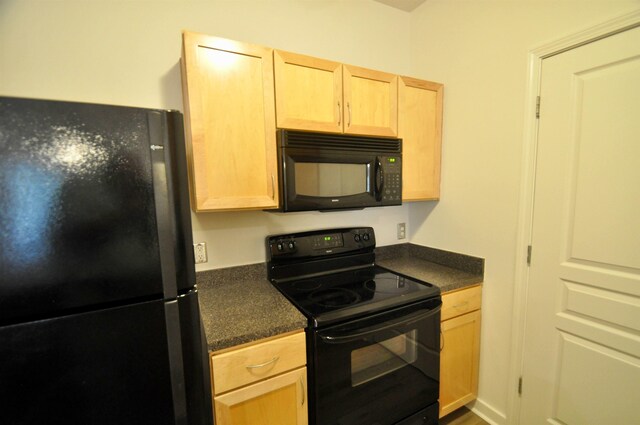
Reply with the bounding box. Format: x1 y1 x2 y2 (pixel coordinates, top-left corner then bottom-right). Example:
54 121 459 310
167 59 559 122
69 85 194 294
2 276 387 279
275 130 402 212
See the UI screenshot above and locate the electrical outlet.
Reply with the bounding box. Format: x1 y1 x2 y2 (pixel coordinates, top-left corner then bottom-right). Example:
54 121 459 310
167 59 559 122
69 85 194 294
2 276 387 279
194 242 208 264
397 223 406 240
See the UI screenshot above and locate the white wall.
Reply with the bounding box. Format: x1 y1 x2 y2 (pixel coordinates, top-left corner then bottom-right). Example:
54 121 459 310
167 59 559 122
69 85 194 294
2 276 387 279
0 0 413 270
407 1 640 423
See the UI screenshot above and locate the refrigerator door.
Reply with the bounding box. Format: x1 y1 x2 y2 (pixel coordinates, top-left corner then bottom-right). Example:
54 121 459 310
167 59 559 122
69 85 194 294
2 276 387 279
0 97 182 323
0 299 178 425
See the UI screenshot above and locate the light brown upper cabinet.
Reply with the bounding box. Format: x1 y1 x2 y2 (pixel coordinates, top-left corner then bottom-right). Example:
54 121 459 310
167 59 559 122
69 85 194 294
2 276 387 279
274 50 343 133
275 50 398 137
398 77 443 201
181 32 279 211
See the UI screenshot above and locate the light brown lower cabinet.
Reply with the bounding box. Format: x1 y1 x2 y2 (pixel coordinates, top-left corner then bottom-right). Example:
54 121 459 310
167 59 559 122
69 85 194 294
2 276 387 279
214 367 307 425
439 285 482 418
210 330 307 425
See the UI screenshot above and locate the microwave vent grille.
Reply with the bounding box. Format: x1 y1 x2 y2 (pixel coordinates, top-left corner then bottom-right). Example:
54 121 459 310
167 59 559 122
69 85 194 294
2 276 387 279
280 130 401 153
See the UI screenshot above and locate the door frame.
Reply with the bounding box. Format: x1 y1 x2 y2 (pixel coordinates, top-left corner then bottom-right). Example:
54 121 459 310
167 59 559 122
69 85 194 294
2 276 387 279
506 10 640 425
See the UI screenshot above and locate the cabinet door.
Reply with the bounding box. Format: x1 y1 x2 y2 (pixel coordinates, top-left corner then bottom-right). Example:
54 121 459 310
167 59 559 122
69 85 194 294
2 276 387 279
274 50 343 133
181 32 278 211
343 65 398 137
399 77 443 201
214 367 308 425
439 309 481 418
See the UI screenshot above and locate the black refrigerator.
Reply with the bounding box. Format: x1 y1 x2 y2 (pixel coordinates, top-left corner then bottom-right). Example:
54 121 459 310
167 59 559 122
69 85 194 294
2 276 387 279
0 97 213 425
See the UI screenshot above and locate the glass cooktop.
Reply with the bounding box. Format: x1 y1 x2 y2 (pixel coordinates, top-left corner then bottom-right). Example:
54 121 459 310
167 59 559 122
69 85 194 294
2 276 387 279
272 265 440 327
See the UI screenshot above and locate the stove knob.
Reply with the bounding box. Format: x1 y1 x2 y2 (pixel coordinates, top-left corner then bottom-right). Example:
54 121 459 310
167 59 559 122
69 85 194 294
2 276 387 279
354 234 361 242
363 233 370 241
288 241 296 250
276 242 284 252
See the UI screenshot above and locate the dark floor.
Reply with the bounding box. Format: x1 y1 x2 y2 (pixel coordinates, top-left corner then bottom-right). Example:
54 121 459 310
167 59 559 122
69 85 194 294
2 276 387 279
440 407 491 425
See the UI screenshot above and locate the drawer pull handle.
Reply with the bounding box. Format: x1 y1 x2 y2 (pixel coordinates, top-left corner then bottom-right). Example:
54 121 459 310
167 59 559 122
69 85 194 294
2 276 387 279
453 301 469 309
246 356 279 370
270 174 276 200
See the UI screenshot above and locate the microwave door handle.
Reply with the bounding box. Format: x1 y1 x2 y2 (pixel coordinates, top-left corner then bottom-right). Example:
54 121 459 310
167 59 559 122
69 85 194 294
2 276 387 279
319 305 442 344
375 157 384 201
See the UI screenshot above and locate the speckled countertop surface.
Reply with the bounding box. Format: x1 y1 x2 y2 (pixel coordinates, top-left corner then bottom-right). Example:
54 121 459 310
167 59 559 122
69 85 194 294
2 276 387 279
196 263 306 352
196 244 483 352
375 244 484 293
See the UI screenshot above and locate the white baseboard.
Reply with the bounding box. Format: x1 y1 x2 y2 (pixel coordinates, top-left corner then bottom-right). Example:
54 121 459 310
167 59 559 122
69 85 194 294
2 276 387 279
467 398 507 425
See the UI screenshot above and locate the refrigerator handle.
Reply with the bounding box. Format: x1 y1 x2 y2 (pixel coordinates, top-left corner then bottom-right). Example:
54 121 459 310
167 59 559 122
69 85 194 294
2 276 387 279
165 300 189 425
148 111 178 299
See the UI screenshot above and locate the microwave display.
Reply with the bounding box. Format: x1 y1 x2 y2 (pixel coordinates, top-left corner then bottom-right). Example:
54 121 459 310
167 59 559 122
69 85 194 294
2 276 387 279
294 162 368 197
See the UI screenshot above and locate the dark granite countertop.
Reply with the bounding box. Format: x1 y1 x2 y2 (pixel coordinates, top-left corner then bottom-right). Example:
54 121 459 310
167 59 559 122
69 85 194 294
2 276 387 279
375 244 484 293
196 263 306 352
196 244 483 352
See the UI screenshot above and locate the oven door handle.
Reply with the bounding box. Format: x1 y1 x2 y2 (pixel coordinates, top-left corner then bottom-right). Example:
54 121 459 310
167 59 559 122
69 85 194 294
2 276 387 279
319 305 441 344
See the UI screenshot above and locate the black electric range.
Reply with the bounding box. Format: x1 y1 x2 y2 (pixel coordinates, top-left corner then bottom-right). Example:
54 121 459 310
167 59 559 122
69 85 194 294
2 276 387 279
266 227 442 425
266 227 440 326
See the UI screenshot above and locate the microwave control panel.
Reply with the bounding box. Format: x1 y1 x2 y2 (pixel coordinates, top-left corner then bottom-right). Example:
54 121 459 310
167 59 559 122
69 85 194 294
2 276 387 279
380 156 402 203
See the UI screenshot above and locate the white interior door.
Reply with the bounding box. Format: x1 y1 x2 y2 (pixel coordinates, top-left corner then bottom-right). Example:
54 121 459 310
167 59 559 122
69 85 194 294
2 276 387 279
520 25 640 424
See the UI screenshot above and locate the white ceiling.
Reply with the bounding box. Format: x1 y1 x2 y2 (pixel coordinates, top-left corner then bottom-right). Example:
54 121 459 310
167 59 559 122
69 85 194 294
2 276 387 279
372 0 427 12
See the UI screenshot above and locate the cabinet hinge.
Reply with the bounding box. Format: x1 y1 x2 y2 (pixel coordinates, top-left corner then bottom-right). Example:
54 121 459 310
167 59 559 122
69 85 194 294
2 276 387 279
518 376 523 396
535 96 541 119
526 245 532 266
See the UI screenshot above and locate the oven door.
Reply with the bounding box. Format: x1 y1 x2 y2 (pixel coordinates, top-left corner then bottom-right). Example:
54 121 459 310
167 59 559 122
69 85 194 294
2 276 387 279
310 297 441 425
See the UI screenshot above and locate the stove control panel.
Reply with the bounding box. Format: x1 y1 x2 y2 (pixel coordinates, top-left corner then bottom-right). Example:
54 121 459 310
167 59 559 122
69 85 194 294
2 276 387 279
266 227 376 260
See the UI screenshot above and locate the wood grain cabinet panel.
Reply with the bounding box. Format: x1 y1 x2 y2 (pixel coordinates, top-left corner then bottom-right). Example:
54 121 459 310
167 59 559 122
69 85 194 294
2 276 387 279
441 285 482 322
274 50 343 133
181 32 278 211
211 331 306 395
439 285 482 418
399 76 443 201
210 331 308 425
343 65 398 137
214 367 308 425
274 51 398 137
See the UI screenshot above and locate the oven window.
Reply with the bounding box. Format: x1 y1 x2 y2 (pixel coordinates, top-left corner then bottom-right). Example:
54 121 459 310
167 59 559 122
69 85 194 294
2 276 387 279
351 330 418 387
295 162 367 197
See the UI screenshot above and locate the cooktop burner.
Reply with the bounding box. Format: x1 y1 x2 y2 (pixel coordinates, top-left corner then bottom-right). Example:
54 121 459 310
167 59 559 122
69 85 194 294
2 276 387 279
290 280 322 292
309 288 361 308
273 266 439 327
364 276 413 294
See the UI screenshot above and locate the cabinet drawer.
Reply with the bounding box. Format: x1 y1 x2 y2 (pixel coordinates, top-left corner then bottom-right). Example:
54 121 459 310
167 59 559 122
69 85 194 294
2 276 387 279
441 285 482 321
211 331 306 395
